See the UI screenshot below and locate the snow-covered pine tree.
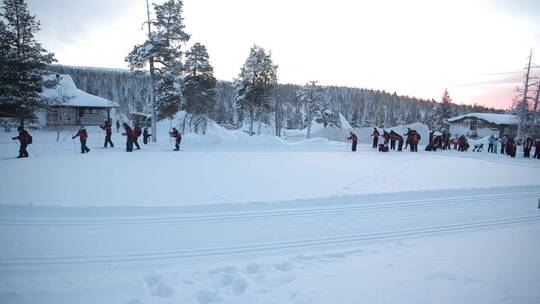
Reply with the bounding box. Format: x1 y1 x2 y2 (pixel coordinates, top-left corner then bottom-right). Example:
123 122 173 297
297 81 325 139
235 45 277 135
0 0 58 126
314 92 340 128
182 42 216 134
125 0 190 120
428 89 455 131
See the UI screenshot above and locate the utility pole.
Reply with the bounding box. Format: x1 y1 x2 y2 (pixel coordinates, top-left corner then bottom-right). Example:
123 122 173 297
146 0 157 142
518 49 533 139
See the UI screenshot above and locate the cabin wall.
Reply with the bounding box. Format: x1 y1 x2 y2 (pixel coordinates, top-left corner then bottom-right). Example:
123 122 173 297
45 107 110 127
449 117 517 138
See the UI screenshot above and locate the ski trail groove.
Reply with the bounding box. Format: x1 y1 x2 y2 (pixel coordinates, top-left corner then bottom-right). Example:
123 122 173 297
0 192 537 227
1 215 538 267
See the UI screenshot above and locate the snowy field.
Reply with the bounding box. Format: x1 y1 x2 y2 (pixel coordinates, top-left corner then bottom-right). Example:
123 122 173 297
1 127 540 304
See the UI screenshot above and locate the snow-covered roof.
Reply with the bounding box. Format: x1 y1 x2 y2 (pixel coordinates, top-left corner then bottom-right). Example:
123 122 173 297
130 111 152 118
447 113 518 125
41 74 119 108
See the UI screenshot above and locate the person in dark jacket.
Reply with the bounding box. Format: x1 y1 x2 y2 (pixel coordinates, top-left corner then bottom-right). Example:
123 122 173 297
404 128 413 150
100 120 114 148
11 126 31 158
122 123 134 152
389 130 397 150
523 136 533 158
395 133 404 151
143 127 151 144
72 126 90 153
410 130 420 152
534 139 540 159
169 127 182 151
506 137 516 157
371 128 380 149
382 130 390 144
347 132 358 152
133 125 142 150
116 120 120 133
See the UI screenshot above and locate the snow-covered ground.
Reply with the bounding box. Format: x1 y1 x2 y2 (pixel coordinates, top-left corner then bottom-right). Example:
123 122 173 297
1 126 539 304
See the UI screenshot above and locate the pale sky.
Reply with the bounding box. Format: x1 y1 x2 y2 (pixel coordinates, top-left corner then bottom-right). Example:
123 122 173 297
29 0 540 109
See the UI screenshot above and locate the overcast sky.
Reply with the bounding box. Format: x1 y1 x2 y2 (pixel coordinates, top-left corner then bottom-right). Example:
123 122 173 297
28 0 540 109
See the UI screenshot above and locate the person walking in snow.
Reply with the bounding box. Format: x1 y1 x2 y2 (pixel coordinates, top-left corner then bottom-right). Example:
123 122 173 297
506 136 516 157
404 128 413 150
122 123 134 152
72 126 90 154
410 130 420 152
143 127 151 145
382 130 390 145
133 125 142 150
169 127 182 151
347 131 358 152
371 127 380 149
523 136 533 158
100 120 114 148
11 126 31 158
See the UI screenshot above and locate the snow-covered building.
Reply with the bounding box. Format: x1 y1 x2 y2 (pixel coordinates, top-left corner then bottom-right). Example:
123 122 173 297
447 113 518 138
38 74 118 127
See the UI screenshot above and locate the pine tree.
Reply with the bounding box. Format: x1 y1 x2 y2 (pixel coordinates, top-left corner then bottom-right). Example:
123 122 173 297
182 42 216 134
297 81 325 139
0 0 58 126
429 89 455 131
125 0 190 119
235 45 277 135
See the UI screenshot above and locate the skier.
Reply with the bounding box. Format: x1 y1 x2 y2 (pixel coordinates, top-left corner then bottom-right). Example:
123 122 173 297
371 127 380 149
382 130 390 144
534 139 540 159
169 127 182 151
11 126 32 158
487 135 496 153
523 136 533 158
72 126 90 154
389 130 397 150
100 120 114 148
410 130 420 152
404 128 412 150
395 133 404 151
122 123 134 152
116 120 120 133
506 136 516 157
143 127 151 145
133 125 142 150
347 131 358 152
500 134 508 154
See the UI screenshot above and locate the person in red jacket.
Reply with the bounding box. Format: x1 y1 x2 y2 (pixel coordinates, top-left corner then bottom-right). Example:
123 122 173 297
395 133 404 151
169 127 182 151
72 126 90 154
100 120 114 148
11 126 31 158
347 132 358 152
371 127 380 149
122 123 134 152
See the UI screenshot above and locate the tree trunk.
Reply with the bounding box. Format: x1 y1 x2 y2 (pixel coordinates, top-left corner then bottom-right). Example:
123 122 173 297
249 106 254 136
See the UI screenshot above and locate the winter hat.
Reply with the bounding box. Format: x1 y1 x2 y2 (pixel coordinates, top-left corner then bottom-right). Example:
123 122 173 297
17 126 23 131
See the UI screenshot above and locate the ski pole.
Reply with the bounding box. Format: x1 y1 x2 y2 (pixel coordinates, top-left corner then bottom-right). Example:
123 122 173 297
29 146 38 158
72 138 77 154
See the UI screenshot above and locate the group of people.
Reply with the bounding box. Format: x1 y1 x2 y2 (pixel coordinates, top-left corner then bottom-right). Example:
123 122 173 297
347 127 421 152
486 134 540 159
346 127 540 160
10 121 183 158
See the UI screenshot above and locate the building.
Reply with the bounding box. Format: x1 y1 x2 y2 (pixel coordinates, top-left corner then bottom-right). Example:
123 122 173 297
447 113 518 138
38 74 119 127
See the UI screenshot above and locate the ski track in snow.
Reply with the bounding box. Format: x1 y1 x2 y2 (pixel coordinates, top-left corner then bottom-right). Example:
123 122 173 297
1 189 539 271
